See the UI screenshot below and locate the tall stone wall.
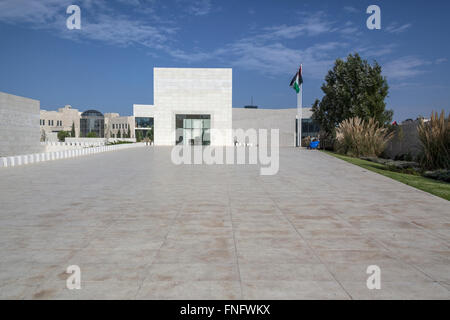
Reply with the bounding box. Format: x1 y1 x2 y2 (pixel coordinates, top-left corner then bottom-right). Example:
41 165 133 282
232 108 298 147
384 121 423 160
0 92 42 157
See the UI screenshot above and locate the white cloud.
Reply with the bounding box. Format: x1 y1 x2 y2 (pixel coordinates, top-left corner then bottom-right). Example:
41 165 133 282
386 23 412 34
185 0 213 16
70 14 175 48
0 0 67 24
0 2 412 82
343 6 359 14
225 41 341 78
383 56 431 79
0 0 174 50
358 44 397 58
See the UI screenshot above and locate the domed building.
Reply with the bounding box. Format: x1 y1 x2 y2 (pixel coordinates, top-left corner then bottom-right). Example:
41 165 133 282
80 109 104 138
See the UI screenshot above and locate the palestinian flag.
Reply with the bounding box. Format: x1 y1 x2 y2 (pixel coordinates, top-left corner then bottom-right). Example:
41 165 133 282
290 65 303 94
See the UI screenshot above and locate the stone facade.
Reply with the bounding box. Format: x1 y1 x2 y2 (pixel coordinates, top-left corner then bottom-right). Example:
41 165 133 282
40 105 81 139
0 92 42 157
104 113 135 138
233 108 294 147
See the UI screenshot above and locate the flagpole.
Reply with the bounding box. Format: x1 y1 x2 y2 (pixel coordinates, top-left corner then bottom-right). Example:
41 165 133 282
297 66 303 147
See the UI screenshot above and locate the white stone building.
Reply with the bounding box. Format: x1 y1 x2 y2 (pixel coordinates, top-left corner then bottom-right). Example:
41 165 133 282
134 67 319 147
134 68 233 146
40 105 81 139
104 113 135 139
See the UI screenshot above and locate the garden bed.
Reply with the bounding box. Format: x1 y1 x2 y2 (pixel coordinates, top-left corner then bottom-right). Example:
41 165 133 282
324 151 450 201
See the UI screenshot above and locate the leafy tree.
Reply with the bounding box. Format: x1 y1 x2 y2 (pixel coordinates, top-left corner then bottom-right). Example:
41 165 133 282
127 127 131 138
117 130 122 138
71 122 76 137
58 131 70 142
87 131 98 138
136 130 143 142
146 128 153 142
312 53 393 137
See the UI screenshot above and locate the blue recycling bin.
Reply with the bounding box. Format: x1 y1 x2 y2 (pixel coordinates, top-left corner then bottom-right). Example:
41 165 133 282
309 140 320 149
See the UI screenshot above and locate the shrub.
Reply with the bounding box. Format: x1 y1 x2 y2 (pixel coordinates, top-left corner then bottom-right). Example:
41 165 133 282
87 131 98 138
417 110 450 170
57 131 70 142
335 117 394 157
423 169 450 183
302 136 311 148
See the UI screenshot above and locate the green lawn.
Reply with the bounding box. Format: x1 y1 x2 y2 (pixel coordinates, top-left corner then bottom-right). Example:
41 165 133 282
323 151 450 201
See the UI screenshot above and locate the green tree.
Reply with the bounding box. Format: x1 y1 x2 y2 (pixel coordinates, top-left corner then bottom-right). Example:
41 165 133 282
127 127 131 138
87 131 98 138
312 53 393 137
146 127 153 142
136 130 143 142
57 131 70 142
71 122 76 137
117 130 122 138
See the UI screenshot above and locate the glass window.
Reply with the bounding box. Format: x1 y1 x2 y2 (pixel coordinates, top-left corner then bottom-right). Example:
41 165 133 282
135 117 154 128
175 114 211 145
80 110 105 137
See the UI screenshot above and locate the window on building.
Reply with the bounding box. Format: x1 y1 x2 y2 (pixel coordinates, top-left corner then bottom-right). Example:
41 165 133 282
296 119 320 142
80 110 105 138
175 114 210 145
135 117 154 128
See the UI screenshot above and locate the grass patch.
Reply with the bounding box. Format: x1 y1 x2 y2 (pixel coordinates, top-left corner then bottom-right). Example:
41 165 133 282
323 151 450 201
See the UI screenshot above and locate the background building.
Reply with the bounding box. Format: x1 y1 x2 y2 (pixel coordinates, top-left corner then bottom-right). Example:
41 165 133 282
80 110 105 138
133 104 154 141
104 113 135 138
40 105 81 140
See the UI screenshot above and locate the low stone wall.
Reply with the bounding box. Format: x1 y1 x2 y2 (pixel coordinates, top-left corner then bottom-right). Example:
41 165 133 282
64 138 136 144
64 138 107 145
0 143 146 169
41 141 106 152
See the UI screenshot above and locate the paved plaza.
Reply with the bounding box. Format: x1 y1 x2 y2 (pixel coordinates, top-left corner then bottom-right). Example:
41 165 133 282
0 147 449 299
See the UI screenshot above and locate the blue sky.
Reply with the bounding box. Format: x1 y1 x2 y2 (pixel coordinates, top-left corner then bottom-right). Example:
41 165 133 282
0 0 449 121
